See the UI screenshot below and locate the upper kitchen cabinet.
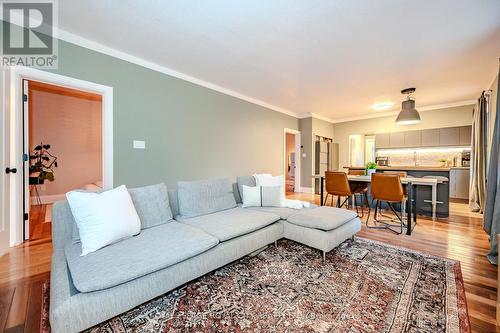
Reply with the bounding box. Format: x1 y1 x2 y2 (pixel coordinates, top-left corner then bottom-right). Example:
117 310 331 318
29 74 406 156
439 127 460 146
459 126 472 146
389 132 405 147
420 128 440 147
404 130 421 147
374 125 472 149
375 133 390 148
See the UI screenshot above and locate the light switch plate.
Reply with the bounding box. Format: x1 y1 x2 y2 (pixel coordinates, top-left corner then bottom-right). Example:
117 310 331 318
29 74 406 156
133 140 146 149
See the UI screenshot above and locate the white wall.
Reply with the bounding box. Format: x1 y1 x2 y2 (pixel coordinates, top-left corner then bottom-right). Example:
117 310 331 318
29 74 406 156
333 104 474 168
29 89 102 199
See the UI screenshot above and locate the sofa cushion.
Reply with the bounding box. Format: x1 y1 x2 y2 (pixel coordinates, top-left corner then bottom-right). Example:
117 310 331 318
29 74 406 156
65 222 219 292
71 183 174 243
246 206 306 219
236 176 256 203
180 207 280 241
177 178 237 218
129 183 174 229
286 206 357 231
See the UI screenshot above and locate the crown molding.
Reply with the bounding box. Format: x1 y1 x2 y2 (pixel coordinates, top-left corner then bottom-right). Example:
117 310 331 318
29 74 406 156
329 100 477 124
55 29 300 118
297 112 336 123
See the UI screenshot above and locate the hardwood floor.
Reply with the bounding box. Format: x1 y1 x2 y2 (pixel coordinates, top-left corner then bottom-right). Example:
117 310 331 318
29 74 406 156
1 205 52 333
0 199 497 332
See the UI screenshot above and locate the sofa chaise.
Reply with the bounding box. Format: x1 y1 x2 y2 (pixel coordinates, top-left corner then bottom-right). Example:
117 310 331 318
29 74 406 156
50 177 361 332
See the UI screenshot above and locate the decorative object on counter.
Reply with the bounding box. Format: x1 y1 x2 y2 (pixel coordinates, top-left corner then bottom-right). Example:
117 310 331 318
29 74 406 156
365 162 377 176
439 159 447 167
395 87 421 125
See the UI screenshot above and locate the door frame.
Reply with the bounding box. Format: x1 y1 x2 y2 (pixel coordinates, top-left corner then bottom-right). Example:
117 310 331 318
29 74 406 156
283 128 301 193
7 67 113 245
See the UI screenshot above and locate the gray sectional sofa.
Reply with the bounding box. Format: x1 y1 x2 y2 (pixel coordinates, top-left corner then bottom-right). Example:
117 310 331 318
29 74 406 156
50 177 361 332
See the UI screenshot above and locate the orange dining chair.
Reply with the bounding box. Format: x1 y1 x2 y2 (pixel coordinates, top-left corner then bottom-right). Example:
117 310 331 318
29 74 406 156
324 171 368 217
366 173 407 234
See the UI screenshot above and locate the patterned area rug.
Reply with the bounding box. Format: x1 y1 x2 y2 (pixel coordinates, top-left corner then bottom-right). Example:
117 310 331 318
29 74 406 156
41 238 470 332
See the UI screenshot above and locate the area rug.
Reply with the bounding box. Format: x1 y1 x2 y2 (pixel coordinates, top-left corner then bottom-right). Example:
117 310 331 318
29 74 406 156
41 238 470 332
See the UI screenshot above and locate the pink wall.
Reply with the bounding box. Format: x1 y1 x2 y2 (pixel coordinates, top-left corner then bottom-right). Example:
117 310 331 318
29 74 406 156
29 89 102 197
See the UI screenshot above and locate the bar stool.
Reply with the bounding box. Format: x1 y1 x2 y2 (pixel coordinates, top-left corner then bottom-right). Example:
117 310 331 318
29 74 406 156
366 173 407 234
324 171 368 217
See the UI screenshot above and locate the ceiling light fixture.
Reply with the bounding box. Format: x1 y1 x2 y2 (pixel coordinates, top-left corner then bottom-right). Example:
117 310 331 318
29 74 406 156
395 87 421 125
369 101 394 111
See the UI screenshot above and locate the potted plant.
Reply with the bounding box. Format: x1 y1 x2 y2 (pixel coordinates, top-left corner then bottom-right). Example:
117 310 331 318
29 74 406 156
365 162 377 176
29 143 58 185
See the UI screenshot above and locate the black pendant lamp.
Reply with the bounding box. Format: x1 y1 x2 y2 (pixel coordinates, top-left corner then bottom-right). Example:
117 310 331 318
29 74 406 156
395 88 421 125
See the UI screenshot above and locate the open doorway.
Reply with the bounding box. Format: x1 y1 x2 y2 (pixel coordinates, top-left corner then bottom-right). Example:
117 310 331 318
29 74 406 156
25 80 103 241
284 129 301 193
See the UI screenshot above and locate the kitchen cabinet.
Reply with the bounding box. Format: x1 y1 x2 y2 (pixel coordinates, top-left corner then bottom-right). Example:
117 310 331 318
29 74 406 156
449 168 470 200
439 127 460 146
374 125 472 149
459 126 472 146
420 128 440 147
375 133 390 148
404 130 421 147
389 132 405 147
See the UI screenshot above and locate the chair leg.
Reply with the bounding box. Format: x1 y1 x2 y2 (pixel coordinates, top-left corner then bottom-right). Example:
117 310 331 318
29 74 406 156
323 193 328 206
365 198 372 228
322 250 326 262
367 199 404 234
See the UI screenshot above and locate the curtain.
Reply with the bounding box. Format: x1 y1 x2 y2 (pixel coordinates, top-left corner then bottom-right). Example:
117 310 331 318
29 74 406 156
469 94 488 212
484 65 500 265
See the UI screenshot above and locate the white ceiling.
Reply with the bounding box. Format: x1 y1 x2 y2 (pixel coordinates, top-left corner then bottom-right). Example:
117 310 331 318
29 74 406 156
57 0 500 122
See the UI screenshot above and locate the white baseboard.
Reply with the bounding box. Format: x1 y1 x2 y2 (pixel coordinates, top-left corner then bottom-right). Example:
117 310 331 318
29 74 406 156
31 194 66 205
297 187 315 194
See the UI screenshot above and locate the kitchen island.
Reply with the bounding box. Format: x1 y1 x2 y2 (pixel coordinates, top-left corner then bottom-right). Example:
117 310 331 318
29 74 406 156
344 166 464 218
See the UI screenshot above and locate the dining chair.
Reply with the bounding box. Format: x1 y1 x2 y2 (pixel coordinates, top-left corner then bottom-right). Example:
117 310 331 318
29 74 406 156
324 171 367 217
347 169 369 216
366 173 407 234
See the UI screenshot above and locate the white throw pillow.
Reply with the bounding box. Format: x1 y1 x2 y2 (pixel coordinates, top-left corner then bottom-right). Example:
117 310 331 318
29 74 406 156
66 185 141 256
241 185 261 208
253 174 285 204
261 186 282 207
241 185 282 208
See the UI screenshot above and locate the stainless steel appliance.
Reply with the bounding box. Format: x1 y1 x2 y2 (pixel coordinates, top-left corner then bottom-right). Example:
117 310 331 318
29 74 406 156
461 151 470 167
376 156 390 166
314 138 338 194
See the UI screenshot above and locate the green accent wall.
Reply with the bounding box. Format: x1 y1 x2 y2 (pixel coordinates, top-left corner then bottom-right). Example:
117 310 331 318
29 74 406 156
43 39 298 188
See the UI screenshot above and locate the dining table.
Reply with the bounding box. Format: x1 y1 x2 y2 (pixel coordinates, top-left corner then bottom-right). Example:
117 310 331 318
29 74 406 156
311 174 442 235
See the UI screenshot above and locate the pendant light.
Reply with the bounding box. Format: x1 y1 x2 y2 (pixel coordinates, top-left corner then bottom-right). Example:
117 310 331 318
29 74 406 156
395 88 421 125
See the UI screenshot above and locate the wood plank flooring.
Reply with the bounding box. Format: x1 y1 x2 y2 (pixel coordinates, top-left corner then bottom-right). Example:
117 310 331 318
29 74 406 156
0 199 497 332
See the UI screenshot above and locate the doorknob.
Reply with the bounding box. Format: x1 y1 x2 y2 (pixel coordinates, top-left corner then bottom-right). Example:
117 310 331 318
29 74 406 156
5 167 17 174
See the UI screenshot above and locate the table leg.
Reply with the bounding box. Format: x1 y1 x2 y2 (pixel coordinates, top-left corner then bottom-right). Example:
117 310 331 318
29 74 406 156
431 183 437 221
320 176 324 206
413 184 417 223
407 181 413 235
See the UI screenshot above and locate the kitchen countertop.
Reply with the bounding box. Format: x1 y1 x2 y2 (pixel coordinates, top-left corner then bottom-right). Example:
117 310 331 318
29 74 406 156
345 166 470 172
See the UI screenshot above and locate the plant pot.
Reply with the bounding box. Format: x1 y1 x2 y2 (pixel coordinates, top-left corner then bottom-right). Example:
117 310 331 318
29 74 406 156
366 169 376 176
29 177 44 185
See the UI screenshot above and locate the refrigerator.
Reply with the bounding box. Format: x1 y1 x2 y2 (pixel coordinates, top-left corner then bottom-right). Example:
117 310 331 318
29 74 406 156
314 141 339 194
